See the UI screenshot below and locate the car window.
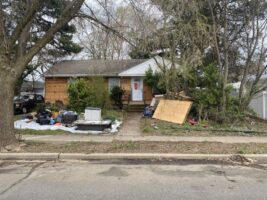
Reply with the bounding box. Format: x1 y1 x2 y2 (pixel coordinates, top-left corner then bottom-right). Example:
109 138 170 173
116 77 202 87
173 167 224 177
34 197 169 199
14 96 22 101
36 95 43 101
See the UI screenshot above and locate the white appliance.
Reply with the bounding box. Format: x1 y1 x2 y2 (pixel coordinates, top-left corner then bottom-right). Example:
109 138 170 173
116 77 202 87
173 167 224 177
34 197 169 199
85 107 101 121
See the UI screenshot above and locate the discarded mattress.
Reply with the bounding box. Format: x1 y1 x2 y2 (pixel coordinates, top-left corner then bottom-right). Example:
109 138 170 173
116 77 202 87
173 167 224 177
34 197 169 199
75 120 112 131
152 99 192 124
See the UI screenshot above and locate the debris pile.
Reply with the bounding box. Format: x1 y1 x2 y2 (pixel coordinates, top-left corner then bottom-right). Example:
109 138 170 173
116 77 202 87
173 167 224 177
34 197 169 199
14 107 122 134
144 93 193 125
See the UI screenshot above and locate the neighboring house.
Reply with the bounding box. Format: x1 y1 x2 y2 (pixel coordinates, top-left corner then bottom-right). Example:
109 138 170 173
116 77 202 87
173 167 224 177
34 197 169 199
44 56 171 105
250 91 267 119
21 81 44 96
232 79 267 119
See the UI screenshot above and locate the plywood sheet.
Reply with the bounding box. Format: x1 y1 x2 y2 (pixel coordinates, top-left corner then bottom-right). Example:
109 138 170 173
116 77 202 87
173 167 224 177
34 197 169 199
153 99 192 124
45 77 69 104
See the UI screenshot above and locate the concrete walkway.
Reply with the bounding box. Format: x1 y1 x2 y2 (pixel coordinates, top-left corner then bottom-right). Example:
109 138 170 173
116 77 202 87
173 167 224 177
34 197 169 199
118 112 142 136
22 135 267 144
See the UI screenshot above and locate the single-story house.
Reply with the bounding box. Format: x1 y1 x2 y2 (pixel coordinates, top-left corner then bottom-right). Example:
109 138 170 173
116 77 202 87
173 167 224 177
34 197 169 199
44 56 171 105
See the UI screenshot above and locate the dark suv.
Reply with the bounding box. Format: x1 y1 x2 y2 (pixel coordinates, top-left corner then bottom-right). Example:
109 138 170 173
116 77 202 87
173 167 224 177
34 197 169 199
14 94 44 114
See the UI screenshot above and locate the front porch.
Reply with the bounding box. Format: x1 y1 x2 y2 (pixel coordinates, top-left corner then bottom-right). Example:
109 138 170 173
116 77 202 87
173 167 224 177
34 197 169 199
122 100 151 112
123 100 151 105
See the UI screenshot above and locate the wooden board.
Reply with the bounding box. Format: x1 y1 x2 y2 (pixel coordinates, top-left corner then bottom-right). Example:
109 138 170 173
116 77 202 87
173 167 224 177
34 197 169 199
152 99 192 124
45 77 69 104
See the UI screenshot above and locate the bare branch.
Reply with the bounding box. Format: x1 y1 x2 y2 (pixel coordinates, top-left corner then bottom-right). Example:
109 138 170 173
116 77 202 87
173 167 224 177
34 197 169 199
78 4 136 47
14 0 85 76
9 0 41 47
0 2 8 54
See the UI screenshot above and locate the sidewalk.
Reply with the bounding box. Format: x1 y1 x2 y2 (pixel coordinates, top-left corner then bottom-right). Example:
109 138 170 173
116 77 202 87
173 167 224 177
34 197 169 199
118 112 142 136
22 134 267 144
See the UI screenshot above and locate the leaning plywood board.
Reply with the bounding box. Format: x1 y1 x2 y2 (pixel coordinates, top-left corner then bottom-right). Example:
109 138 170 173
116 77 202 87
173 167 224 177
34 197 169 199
153 100 192 124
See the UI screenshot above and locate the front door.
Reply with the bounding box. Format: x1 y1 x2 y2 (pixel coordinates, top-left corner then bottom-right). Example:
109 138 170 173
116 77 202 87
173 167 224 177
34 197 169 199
131 78 143 101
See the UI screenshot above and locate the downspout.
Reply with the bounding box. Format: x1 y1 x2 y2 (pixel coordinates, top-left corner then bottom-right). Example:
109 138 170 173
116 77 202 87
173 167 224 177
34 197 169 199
263 91 266 119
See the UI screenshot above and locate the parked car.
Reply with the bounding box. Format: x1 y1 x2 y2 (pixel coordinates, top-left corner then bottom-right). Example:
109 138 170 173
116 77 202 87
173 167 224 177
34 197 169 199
14 94 44 114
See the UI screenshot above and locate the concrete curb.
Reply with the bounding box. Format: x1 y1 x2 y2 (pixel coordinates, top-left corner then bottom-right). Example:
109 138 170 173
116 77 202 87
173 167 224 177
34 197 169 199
59 153 267 162
0 153 59 161
1 153 267 162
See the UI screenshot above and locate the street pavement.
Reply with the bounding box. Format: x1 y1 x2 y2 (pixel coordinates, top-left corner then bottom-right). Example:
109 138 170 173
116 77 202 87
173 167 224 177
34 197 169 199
0 160 267 200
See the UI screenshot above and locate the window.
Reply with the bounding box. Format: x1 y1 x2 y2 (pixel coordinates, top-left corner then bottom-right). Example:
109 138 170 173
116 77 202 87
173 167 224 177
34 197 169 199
108 78 121 92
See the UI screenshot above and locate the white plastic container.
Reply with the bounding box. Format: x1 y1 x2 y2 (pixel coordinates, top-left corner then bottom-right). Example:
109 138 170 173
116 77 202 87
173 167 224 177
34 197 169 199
85 107 101 121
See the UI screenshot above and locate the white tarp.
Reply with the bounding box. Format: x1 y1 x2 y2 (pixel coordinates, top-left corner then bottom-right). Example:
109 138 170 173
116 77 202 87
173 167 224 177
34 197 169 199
14 119 122 134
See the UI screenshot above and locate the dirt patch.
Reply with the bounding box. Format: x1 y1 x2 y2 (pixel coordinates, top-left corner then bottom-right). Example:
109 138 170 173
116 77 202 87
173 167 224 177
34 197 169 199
17 141 267 154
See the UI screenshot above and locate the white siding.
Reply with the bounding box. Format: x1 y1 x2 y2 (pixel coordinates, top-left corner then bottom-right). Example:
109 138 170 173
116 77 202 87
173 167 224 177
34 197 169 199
249 91 267 119
119 56 174 77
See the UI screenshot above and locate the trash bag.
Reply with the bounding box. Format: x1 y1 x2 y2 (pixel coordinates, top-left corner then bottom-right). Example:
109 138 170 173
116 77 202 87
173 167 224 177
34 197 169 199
61 111 78 126
143 106 154 118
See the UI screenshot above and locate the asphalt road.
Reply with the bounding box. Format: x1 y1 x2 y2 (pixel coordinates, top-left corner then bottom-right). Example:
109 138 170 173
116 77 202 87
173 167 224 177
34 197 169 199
0 159 267 200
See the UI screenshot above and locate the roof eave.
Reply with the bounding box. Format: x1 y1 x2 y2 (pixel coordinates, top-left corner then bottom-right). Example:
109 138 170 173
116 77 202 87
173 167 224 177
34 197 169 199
119 74 145 77
45 74 120 78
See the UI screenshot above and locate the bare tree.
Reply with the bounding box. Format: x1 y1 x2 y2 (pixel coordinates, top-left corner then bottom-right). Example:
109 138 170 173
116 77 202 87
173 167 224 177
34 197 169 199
76 0 159 60
0 0 85 147
237 1 267 110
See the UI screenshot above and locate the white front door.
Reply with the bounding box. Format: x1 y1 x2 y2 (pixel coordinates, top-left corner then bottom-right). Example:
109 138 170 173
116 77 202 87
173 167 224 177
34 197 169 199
131 78 143 101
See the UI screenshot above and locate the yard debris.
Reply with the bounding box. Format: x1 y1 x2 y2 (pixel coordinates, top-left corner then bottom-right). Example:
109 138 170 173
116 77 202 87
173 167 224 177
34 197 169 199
152 123 159 130
143 106 154 118
85 107 101 121
150 95 165 107
14 119 121 134
110 120 123 133
153 99 193 124
14 107 122 134
4 144 21 152
75 120 112 131
142 95 165 118
61 111 78 126
202 124 209 128
166 91 192 101
228 155 254 165
188 119 209 128
189 119 198 125
0 148 8 153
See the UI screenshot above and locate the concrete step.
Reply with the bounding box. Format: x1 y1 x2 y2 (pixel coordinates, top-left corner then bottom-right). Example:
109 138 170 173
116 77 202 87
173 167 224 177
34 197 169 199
126 105 145 112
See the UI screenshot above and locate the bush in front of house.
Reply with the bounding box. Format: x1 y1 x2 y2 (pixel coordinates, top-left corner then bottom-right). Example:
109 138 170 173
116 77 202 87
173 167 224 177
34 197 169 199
68 78 110 113
102 109 123 122
181 64 242 122
144 67 166 94
110 86 125 109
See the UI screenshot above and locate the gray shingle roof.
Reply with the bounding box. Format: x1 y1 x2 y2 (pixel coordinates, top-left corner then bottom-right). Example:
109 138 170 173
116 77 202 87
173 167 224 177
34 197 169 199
44 59 148 77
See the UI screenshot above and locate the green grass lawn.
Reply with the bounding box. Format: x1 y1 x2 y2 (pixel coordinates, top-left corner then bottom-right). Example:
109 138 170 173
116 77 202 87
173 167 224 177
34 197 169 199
19 140 267 154
141 118 267 137
102 109 124 122
16 129 68 136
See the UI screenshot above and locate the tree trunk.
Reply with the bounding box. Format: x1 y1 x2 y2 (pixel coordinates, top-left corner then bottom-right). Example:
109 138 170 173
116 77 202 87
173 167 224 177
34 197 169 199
222 48 229 113
222 0 229 114
0 76 16 147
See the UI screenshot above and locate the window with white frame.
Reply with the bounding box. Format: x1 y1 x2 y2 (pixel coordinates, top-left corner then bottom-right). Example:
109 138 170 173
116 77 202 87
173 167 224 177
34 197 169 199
108 78 121 92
